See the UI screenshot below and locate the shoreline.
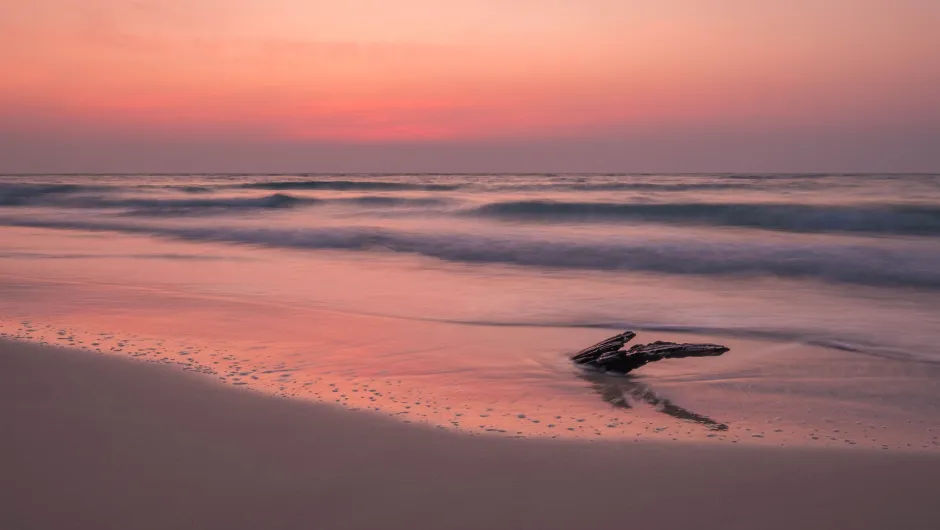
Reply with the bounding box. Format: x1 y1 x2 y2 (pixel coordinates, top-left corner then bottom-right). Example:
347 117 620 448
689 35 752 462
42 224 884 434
3 314 939 452
4 338 940 529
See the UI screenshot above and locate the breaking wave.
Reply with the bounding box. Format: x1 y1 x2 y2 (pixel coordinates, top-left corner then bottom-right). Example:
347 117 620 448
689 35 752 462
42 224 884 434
3 216 939 289
473 201 940 236
326 196 449 207
113 193 311 215
0 183 110 206
241 180 460 191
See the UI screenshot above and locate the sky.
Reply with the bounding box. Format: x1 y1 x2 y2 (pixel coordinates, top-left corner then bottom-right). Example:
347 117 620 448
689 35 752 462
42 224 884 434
1 0 938 173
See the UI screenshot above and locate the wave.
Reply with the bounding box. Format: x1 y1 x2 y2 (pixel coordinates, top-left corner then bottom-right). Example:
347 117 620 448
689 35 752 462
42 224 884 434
3 216 940 289
241 180 460 191
561 182 748 191
0 183 110 206
478 181 754 193
0 181 450 215
327 196 448 207
0 187 449 214
179 186 214 194
119 194 444 215
114 193 312 216
472 201 940 236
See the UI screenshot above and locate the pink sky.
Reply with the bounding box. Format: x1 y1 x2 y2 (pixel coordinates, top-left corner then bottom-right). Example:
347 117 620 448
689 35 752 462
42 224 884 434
1 0 938 172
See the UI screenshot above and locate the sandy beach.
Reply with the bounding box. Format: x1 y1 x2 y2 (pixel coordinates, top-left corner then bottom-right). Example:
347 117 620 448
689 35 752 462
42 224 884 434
3 338 939 530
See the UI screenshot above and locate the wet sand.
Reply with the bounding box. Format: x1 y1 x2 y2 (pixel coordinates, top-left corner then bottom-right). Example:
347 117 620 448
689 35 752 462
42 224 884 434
2 228 939 450
4 310 939 450
3 339 940 530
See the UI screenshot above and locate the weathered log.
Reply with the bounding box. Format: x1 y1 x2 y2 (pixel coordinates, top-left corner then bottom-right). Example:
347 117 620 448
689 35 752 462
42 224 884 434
570 331 636 364
571 333 729 374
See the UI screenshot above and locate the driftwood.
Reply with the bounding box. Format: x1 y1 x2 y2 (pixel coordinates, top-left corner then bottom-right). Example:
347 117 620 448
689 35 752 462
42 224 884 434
571 331 636 364
571 331 729 374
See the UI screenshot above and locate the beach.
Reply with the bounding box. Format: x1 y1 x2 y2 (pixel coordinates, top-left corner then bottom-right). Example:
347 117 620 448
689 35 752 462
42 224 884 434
4 338 940 530
2 173 940 528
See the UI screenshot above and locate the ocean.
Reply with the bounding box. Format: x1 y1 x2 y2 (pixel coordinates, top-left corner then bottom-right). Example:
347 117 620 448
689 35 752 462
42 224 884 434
1 173 938 448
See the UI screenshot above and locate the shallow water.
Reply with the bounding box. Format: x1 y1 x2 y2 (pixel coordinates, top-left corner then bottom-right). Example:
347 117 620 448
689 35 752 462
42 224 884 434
1 174 938 450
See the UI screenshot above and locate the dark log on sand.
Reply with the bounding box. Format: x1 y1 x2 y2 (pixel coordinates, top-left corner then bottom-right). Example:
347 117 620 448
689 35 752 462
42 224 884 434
570 331 636 364
571 332 729 375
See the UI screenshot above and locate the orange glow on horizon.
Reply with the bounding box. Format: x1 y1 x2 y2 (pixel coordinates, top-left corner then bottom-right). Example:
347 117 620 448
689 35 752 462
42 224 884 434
2 0 938 143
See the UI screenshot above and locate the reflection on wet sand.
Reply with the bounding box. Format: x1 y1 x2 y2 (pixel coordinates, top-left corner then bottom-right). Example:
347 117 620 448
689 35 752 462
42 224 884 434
577 371 728 431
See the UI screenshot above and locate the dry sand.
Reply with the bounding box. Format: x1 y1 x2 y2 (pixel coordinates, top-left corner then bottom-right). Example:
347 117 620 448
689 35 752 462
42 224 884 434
3 339 939 530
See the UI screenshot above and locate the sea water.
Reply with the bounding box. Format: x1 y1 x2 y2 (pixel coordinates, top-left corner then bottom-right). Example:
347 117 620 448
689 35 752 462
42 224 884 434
1 174 938 449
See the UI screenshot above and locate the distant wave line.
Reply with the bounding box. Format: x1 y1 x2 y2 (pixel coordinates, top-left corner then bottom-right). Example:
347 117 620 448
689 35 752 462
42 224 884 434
240 180 461 191
2 216 939 289
471 200 940 236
